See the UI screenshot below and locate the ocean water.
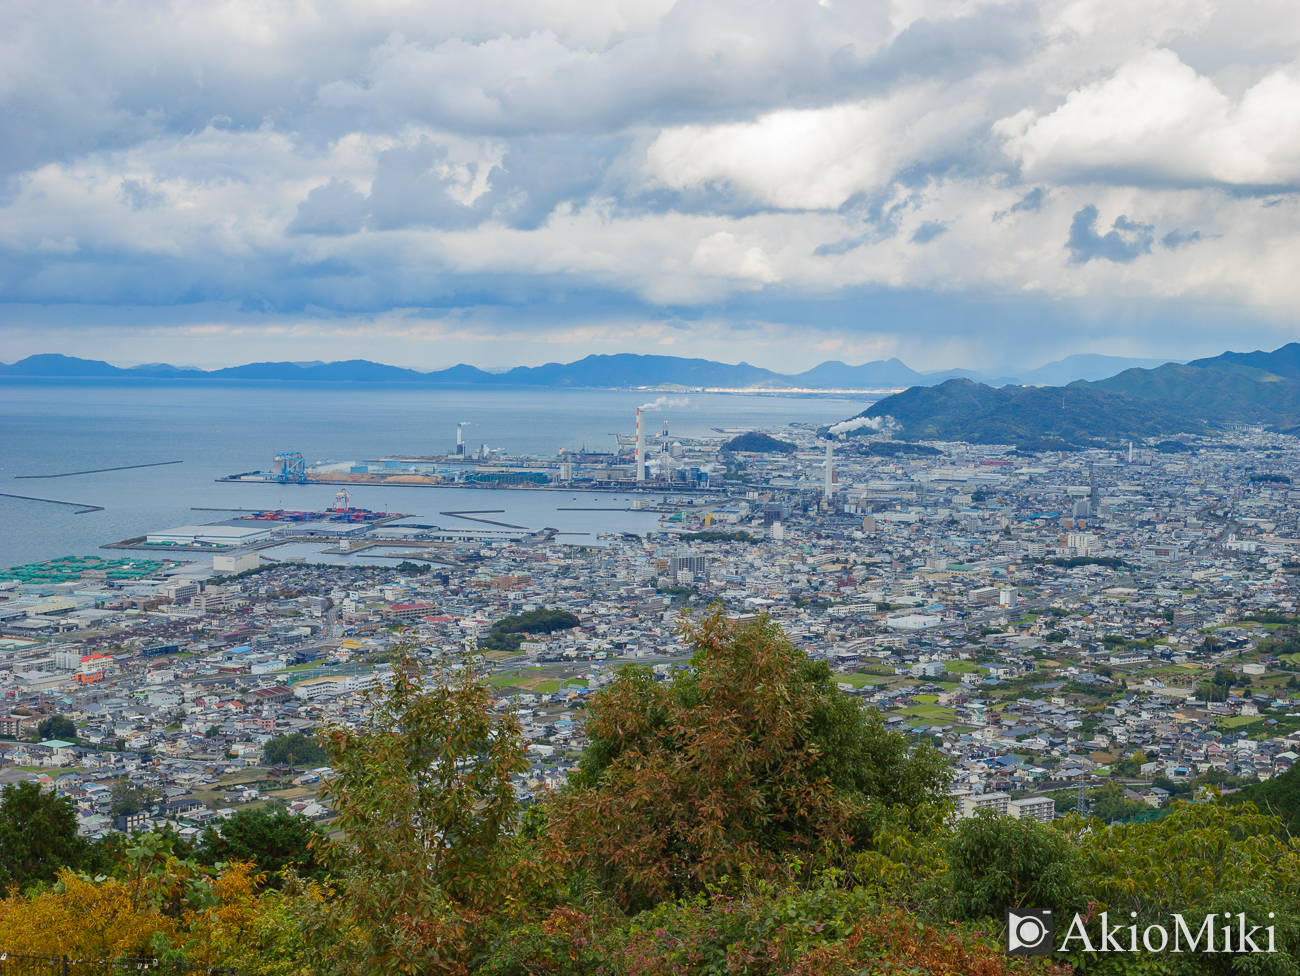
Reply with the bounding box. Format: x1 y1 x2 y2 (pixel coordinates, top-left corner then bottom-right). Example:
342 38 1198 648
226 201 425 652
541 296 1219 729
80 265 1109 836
0 380 875 569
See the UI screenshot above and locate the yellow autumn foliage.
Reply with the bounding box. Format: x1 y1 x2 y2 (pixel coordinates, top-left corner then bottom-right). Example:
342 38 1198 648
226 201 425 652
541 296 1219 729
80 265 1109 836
0 861 267 966
0 871 179 958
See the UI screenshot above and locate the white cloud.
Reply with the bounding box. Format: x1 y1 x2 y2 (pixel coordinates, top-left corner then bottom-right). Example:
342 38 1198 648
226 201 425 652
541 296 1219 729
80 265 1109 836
690 232 780 284
3 0 1300 367
645 95 928 210
999 48 1300 185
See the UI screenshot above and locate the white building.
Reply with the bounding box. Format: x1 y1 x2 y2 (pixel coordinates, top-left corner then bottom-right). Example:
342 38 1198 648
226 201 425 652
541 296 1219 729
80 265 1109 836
885 614 941 630
1008 796 1055 824
213 552 260 574
146 525 274 547
1067 532 1097 555
292 672 377 701
958 791 1011 818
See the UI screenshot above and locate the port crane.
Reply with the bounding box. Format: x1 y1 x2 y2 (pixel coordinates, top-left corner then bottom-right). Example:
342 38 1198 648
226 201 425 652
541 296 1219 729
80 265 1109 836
274 452 306 484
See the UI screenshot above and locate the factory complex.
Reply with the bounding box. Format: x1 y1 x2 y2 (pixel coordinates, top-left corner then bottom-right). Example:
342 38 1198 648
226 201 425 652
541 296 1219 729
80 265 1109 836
4 421 1300 838
222 411 725 490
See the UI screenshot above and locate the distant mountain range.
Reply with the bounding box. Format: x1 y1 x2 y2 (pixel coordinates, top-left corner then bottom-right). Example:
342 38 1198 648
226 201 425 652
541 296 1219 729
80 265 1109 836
0 352 1177 390
858 342 1300 445
15 345 1300 445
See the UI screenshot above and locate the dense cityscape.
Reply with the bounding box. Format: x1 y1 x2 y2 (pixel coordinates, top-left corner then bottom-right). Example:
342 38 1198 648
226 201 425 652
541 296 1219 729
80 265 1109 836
7 0 1300 968
5 422 1299 839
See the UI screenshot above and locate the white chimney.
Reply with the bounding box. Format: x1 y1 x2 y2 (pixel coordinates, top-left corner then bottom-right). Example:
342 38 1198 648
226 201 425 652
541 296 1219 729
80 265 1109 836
824 439 833 499
635 408 646 481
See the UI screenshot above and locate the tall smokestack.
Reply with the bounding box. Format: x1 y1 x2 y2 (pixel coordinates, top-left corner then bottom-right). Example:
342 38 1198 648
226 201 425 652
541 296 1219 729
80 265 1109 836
456 425 463 454
661 420 670 482
824 439 833 499
635 408 646 481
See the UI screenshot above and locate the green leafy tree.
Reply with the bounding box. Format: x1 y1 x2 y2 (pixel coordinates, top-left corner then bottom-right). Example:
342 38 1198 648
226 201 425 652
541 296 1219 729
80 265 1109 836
37 714 77 741
109 782 162 818
1229 763 1300 835
0 781 89 888
479 609 581 653
554 609 951 908
196 807 328 884
301 657 534 976
263 733 328 767
1086 780 1154 823
1066 800 1300 972
1152 774 1193 797
942 809 1078 920
1110 749 1148 777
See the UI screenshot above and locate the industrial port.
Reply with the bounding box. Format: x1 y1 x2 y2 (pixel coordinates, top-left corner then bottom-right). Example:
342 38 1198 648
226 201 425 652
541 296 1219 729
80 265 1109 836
219 408 727 492
108 410 852 566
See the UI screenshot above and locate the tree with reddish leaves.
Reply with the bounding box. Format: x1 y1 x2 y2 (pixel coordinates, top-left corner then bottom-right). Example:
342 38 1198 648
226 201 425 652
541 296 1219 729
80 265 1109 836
553 609 950 909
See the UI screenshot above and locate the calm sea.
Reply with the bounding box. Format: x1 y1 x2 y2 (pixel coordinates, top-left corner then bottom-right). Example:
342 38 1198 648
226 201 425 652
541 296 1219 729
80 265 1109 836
0 380 876 569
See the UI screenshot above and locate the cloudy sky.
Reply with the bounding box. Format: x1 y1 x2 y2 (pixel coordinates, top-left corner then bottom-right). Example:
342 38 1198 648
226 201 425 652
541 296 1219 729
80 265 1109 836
2 0 1299 372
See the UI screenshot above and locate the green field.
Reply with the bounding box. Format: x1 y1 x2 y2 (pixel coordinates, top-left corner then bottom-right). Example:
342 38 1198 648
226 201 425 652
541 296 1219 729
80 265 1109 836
838 673 882 688
913 694 940 703
898 704 955 721
944 661 980 673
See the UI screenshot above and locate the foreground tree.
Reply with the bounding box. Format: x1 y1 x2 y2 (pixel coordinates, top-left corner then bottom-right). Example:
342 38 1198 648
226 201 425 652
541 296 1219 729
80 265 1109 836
1230 763 1300 834
304 659 535 975
553 609 951 908
942 809 1078 920
1064 800 1300 972
0 831 274 965
0 782 90 889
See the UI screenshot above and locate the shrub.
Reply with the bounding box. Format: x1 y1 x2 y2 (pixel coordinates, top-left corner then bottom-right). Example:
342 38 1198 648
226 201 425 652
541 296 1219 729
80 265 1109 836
942 810 1078 921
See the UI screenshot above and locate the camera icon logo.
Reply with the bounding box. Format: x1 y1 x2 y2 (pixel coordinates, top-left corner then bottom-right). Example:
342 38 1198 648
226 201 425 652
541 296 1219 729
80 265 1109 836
1006 909 1054 955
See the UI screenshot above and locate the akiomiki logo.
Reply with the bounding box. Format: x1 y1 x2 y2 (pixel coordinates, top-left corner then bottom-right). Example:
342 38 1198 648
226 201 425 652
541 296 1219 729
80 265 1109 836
1006 910 1053 955
1008 910 1278 955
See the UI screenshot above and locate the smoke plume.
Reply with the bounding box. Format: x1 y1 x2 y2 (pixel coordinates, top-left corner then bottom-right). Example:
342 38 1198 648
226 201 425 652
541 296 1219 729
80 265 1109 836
639 396 689 411
827 416 884 435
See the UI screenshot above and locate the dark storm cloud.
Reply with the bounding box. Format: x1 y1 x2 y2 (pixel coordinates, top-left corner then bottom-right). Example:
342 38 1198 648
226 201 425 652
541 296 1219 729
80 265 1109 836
1066 206 1155 264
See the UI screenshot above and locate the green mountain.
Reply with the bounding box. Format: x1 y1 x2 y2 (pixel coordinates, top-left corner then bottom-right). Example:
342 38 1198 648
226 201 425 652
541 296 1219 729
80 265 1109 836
1190 341 1300 380
723 432 797 454
1075 343 1300 432
860 379 1206 446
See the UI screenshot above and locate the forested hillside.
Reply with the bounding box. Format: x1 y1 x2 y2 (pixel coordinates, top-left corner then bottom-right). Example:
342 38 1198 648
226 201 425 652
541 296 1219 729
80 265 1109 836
862 379 1206 445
